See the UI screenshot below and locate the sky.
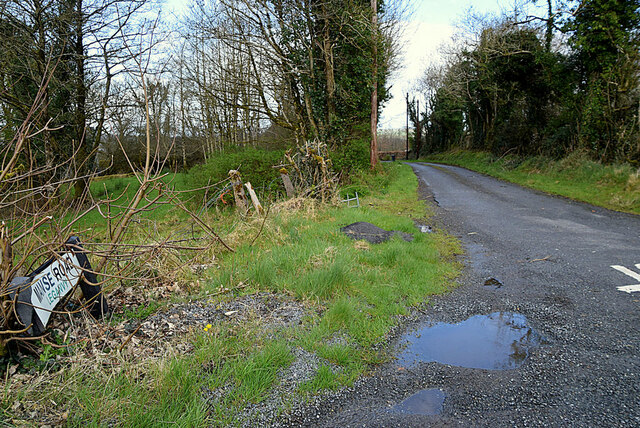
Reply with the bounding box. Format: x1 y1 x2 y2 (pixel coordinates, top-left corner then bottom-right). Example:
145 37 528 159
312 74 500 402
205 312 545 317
379 0 518 129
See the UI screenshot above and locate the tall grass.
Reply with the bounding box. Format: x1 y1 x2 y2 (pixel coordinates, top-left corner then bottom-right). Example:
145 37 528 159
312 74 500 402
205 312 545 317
424 150 640 214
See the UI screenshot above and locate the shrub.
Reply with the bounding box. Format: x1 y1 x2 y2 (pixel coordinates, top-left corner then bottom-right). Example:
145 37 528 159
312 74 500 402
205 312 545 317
187 148 286 196
330 127 370 174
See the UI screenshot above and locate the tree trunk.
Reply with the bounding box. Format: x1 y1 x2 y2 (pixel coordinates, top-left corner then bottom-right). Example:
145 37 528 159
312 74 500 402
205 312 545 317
370 0 378 167
414 100 421 159
545 0 553 52
73 0 89 199
34 0 54 169
322 7 336 135
94 50 112 170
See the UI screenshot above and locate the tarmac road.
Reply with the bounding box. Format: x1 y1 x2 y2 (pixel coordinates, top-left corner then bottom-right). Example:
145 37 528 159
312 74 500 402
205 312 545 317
284 162 640 427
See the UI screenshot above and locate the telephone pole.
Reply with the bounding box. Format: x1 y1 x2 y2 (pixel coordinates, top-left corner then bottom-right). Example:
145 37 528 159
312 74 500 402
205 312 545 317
405 93 409 159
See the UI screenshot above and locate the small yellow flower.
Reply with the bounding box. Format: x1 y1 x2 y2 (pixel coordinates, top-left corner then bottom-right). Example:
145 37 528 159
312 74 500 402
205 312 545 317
204 327 209 332
206 324 212 329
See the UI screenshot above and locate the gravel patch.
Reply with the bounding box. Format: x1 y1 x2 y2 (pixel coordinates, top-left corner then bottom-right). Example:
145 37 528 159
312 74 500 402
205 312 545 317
138 292 309 344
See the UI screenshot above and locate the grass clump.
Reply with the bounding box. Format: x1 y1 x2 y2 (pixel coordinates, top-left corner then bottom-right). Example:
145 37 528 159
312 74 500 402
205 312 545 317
424 150 640 214
233 341 294 403
299 365 341 392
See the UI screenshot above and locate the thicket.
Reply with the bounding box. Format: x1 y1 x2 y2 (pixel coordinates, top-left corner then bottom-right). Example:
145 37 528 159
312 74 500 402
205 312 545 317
414 0 640 165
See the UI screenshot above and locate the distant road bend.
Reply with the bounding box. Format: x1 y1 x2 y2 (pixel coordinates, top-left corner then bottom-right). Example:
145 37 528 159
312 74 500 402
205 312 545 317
288 162 640 427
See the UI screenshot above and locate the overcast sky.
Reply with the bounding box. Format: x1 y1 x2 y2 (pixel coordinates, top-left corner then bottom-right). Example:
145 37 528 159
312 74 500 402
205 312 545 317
379 0 518 129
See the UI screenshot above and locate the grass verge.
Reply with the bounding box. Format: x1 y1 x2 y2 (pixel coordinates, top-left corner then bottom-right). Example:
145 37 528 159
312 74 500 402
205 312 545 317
3 163 460 426
423 150 640 215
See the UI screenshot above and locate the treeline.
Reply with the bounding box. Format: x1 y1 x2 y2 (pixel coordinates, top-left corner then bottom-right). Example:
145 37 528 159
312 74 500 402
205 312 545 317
414 0 640 164
0 0 398 195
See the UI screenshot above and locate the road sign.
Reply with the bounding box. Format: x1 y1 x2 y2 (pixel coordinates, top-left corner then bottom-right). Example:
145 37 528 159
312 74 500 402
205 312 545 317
30 252 82 327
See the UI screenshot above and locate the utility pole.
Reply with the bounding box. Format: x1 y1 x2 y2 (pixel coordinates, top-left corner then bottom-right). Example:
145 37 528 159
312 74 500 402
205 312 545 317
415 99 420 159
370 0 378 168
405 93 409 159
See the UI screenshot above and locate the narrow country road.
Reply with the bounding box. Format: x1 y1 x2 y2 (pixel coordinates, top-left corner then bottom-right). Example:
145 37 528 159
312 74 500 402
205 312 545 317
286 162 640 427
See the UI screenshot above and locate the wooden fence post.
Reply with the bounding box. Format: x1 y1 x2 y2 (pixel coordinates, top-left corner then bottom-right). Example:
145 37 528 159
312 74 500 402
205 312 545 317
280 172 296 198
228 170 248 214
244 182 264 215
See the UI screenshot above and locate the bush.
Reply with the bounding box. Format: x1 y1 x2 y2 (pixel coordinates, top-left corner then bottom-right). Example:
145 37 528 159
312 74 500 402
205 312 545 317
330 137 369 174
187 148 286 196
339 162 397 199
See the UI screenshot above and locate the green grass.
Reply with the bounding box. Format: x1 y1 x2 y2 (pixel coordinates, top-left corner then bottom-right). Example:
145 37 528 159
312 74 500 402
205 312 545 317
66 356 209 427
208 164 458 347
78 172 194 233
299 365 341 392
190 163 460 419
422 150 640 215
5 162 460 426
233 341 294 403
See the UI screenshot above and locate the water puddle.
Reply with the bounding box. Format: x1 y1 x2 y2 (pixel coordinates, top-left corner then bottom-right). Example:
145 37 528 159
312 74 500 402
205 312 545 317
483 277 504 289
396 312 540 370
389 389 445 415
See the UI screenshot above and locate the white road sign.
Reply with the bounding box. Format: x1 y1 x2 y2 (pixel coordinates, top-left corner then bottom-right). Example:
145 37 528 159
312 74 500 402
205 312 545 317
31 252 82 327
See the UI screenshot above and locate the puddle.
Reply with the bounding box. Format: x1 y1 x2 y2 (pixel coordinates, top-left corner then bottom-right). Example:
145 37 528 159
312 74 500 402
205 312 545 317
396 312 539 370
389 389 445 415
484 277 503 289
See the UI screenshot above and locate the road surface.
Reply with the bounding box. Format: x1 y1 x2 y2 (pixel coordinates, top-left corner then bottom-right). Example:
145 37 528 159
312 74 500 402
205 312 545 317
285 162 640 427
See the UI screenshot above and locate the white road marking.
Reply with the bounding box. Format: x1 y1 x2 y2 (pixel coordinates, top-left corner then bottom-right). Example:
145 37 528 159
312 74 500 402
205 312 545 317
611 265 640 281
617 284 640 294
611 265 640 293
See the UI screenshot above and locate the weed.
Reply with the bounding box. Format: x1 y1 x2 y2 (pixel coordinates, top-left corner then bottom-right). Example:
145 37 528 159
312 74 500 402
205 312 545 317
299 365 340 392
124 301 161 320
